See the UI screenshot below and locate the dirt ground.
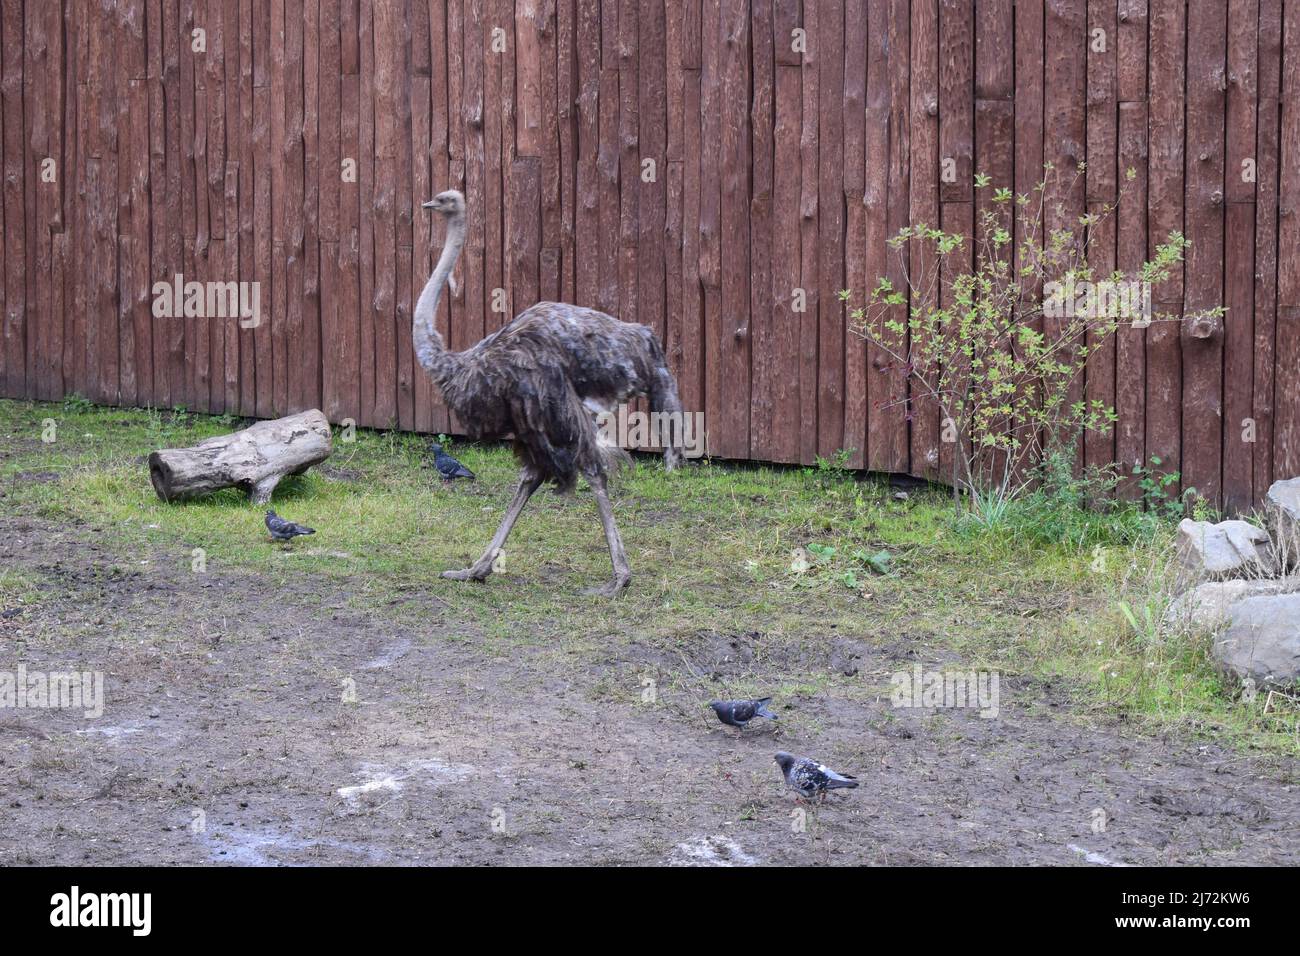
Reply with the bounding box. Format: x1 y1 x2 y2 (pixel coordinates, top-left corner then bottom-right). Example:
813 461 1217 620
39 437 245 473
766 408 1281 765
1 512 1297 867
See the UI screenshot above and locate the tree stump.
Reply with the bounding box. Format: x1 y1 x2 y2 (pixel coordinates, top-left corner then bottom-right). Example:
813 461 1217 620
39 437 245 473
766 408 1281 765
148 410 334 504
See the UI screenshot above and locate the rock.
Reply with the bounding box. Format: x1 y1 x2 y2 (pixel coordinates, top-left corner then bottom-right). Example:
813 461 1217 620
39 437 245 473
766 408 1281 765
1265 478 1300 568
1165 578 1300 633
1176 519 1277 578
1213 593 1300 687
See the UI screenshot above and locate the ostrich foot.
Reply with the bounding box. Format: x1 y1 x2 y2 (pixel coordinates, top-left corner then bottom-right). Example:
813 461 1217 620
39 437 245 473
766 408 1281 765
442 566 491 583
585 573 631 598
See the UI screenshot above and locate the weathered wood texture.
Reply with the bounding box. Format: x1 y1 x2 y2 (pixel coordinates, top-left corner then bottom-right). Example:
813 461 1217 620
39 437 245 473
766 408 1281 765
1 0 1295 509
148 408 333 503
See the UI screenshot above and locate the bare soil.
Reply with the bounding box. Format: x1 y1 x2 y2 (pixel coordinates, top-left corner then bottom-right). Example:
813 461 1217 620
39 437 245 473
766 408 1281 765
1 514 1296 866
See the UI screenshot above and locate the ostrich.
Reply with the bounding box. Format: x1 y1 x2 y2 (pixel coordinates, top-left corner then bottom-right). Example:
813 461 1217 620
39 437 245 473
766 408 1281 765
414 190 684 596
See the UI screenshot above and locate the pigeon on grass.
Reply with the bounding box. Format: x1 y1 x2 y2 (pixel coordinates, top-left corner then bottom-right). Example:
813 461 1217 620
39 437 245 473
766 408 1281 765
774 751 859 802
431 443 476 482
709 697 779 729
265 510 316 544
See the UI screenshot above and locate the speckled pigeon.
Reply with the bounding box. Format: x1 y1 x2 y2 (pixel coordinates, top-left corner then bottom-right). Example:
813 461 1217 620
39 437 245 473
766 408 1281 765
774 751 859 801
265 509 316 543
709 697 778 729
431 443 476 481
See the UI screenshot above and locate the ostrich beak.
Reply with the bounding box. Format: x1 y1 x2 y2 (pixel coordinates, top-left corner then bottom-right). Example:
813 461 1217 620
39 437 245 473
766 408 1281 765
421 199 438 209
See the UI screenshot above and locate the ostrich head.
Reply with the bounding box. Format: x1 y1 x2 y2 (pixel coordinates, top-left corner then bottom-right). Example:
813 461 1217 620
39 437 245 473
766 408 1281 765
422 190 466 217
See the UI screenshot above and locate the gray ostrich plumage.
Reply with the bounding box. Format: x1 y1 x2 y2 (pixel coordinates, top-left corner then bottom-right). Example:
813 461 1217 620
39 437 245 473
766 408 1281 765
413 190 684 596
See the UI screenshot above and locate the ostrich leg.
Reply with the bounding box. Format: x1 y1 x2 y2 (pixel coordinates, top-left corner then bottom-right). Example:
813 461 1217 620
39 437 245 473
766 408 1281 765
586 472 632 597
442 470 543 582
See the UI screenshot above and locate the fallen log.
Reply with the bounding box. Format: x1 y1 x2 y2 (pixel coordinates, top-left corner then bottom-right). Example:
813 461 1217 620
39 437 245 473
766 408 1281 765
148 409 334 504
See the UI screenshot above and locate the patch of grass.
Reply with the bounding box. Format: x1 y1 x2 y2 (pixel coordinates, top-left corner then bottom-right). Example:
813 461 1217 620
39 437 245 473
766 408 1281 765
0 397 1294 756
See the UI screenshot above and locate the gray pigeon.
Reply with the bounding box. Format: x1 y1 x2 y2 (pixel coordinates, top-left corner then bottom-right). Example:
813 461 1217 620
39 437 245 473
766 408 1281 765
431 443 476 481
774 751 859 801
709 697 778 729
265 509 315 543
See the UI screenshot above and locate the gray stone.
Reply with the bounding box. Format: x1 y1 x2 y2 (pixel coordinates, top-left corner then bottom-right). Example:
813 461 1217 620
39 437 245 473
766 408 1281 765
1176 519 1277 578
1265 477 1300 568
1213 593 1300 686
1165 578 1300 633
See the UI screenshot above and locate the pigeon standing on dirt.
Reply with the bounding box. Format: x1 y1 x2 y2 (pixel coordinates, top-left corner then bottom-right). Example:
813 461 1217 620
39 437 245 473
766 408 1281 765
774 751 859 801
709 697 779 729
431 443 476 481
265 510 316 544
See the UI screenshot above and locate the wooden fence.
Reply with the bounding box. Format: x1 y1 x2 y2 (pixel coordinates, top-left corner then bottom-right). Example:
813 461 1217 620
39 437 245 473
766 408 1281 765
0 1 1297 509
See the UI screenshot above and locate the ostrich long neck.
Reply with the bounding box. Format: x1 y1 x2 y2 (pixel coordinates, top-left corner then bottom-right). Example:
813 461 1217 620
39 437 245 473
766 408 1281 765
413 213 466 387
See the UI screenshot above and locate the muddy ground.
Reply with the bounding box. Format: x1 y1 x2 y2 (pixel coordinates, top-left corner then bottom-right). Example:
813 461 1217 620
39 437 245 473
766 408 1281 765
1 513 1297 867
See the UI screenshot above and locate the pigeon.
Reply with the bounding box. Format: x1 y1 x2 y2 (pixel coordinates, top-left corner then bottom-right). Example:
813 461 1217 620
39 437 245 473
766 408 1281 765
774 751 859 801
709 697 778 729
431 443 476 481
265 509 316 543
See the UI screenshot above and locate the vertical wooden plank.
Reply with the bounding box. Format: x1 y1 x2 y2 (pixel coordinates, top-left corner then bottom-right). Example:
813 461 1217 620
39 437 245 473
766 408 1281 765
769 26 801 463
1253 0 1281 498
1011 0 1043 484
1146 0 1185 486
1182 0 1226 507
748 0 775 461
937 0 973 486
410 0 435 435
336 69 361 424
1276 1 1300 476
677 0 703 418
1084 0 1117 476
840 0 866 469
371 0 400 426
975 97 1014 478
617 0 639 333
699 0 721 451
1044 0 1085 467
796 0 819 463
459 0 485 381
975 0 1012 99
938 0 972 203
1113 0 1147 499
0 0 12 397
871 0 910 474
557 0 577 303
664 0 683 403
94 0 121 405
41 0 66 400
638 1 666 341
1222 0 1258 513
356 0 376 422
319 0 340 420
164 0 187 409
221 0 241 413
815 0 844 461
1115 99 1148 499
509 157 541 311
575 0 600 308
715 0 749 458
482 0 505 332
909 0 940 479
26 0 50 400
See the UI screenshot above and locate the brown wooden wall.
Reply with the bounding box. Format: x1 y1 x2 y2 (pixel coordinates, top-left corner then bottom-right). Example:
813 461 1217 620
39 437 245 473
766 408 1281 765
1 1 1297 508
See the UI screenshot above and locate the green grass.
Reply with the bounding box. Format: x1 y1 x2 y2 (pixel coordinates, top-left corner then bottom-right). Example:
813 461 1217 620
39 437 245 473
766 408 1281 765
0 397 1295 755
